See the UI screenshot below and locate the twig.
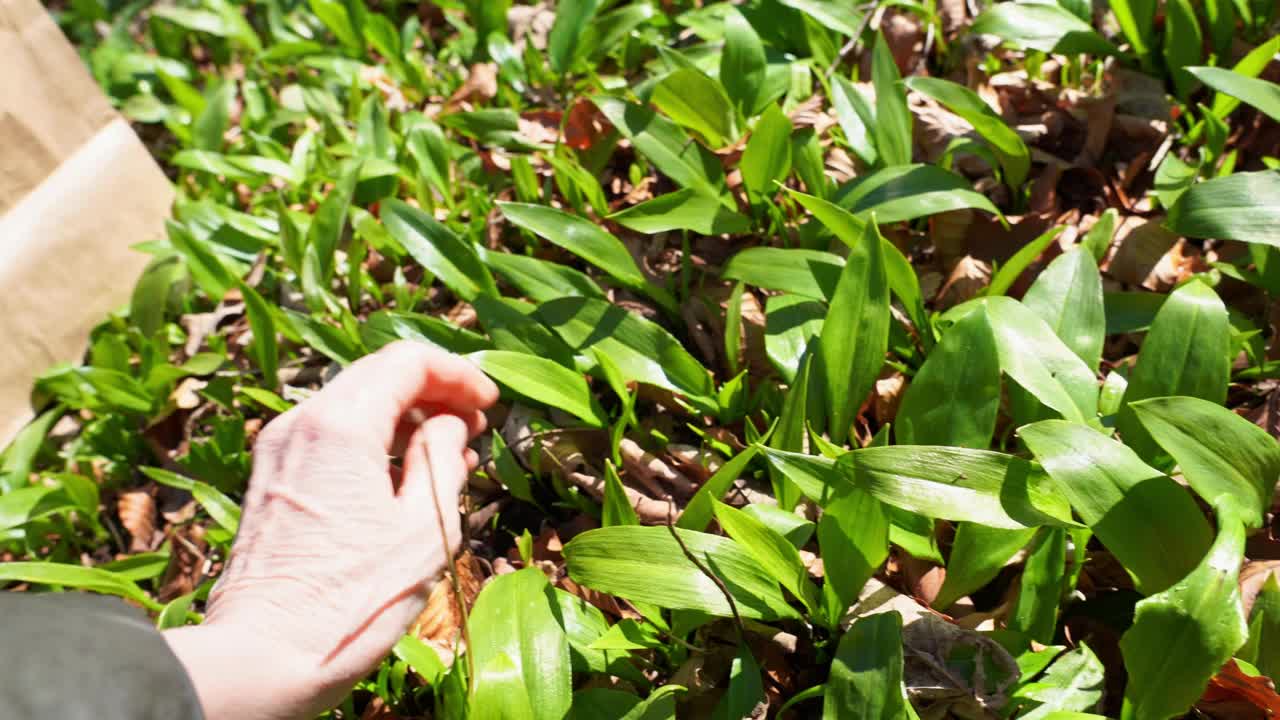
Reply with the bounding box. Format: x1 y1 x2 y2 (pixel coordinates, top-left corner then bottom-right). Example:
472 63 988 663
428 444 474 696
824 3 880 80
664 498 745 643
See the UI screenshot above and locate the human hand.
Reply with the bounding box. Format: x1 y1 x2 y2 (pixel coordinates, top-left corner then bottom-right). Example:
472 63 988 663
164 341 499 720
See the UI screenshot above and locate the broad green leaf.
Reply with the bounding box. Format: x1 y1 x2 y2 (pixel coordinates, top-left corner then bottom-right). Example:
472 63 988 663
1163 0 1203 100
764 295 825 383
0 562 156 610
721 7 767 118
360 310 492 355
500 202 675 312
548 0 603 74
678 446 760 532
1022 248 1105 371
472 652 536 720
838 445 1075 530
987 226 1064 297
285 311 364 366
394 635 446 685
1131 396 1280 529
468 351 605 428
594 96 726 199
1018 420 1212 594
1245 575 1280 686
935 525 1035 609
793 194 889 444
818 488 889 627
167 221 234 301
1015 645 1106 720
34 365 153 414
1010 527 1067 643
142 467 240 534
156 592 196 630
714 500 821 614
836 164 1002 223
740 104 794 205
473 295 576 367
831 76 878 167
824 612 910 719
870 31 912 168
1116 280 1229 462
481 249 606 303
610 189 751 236
652 68 739 148
723 247 843 301
535 297 715 413
1205 36 1280 124
896 307 1000 447
1119 518 1248 720
1 407 62 493
982 298 1098 423
238 281 278 389
971 2 1117 56
563 525 801 621
742 504 815 548
904 77 1029 187
383 199 498 302
769 350 815 510
1166 170 1280 246
468 569 572 720
552 588 643 682
1187 67 1280 125
760 447 845 504
0 486 75 534
602 461 640 527
129 255 185 339
712 645 766 720
192 78 233 151
1081 209 1117 262
777 0 863 35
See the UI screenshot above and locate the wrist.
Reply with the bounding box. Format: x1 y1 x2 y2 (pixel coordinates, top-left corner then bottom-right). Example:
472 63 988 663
164 621 318 720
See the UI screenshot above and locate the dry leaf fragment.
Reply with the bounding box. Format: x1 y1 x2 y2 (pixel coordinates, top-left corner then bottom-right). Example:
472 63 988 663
117 490 158 553
413 550 483 657
443 63 497 113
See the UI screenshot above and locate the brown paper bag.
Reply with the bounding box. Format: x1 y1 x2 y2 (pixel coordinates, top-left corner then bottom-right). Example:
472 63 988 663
0 0 175 445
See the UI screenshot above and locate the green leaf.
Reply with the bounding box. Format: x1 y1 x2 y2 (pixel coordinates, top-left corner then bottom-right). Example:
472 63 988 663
609 189 751 236
535 297 715 413
870 31 912 168
1010 527 1067 643
1022 248 1105 371
563 525 801 621
723 247 843 302
764 295 825 383
1 407 62 492
740 104 794 205
981 298 1098 423
192 78 233 151
548 0 603 74
383 199 497 302
1245 575 1280 686
793 195 889 444
1130 396 1280 529
824 612 910 719
1119 518 1248 720
1188 67 1280 125
360 310 492 355
1162 0 1203 100
167 221 234 301
0 486 74 534
831 76 878 167
904 77 1029 187
0 562 156 610
142 467 240 534
473 296 576 367
1081 209 1117 262
760 447 845 505
971 2 1117 56
838 445 1075 530
593 96 726 199
678 446 760 532
468 569 572 720
721 7 767 118
469 351 605 427
602 461 640 528
1014 645 1106 720
394 635 446 685
1166 170 1280 246
714 500 821 614
481 249 606 303
987 226 1064 297
818 488 889 627
778 0 863 35
713 645 766 720
1018 420 1213 594
1204 36 1280 125
935 525 1036 610
652 68 739 148
500 202 675 312
836 164 1003 223
896 307 1000 447
1116 280 1229 462
303 161 360 293
238 281 278 389
35 366 153 414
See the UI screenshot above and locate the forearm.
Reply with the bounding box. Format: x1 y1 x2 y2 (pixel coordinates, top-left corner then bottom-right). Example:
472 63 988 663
164 623 320 720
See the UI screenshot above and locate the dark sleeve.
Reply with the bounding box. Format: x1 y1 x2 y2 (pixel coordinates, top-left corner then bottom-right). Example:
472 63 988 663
0 591 204 720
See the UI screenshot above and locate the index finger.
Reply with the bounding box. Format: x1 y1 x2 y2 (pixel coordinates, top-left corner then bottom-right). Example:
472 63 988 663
313 341 499 451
